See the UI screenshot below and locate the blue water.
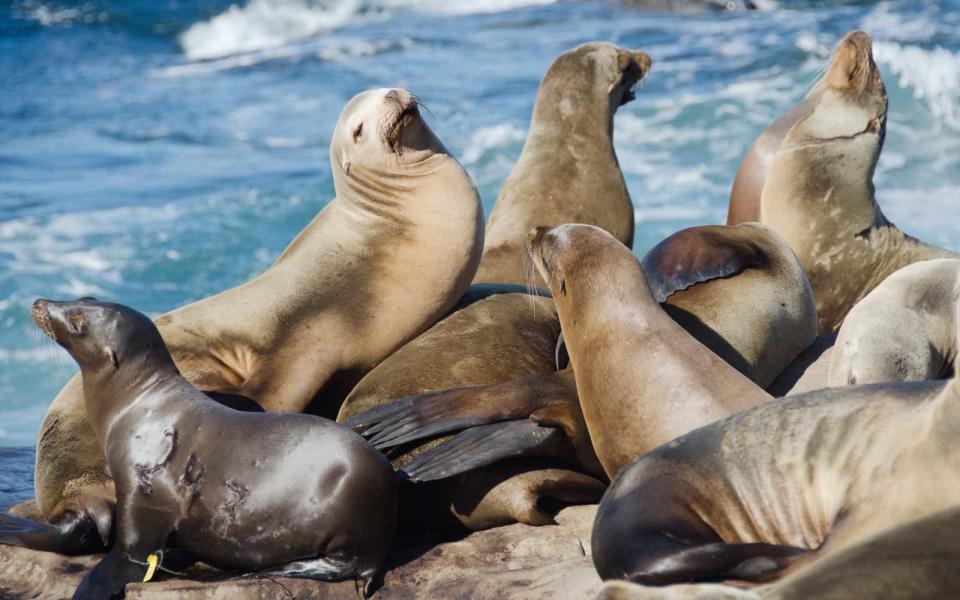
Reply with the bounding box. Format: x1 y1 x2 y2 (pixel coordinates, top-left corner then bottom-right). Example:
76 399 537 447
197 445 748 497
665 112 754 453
1 0 959 452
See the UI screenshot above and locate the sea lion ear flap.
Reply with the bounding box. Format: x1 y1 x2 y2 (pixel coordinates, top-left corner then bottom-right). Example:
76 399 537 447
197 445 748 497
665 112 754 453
106 348 119 369
640 225 767 303
66 314 85 335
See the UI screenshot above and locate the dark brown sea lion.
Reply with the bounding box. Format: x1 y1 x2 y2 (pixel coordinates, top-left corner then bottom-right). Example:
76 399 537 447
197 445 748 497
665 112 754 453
736 30 956 332
591 298 960 586
474 42 650 285
24 88 483 556
12 298 396 599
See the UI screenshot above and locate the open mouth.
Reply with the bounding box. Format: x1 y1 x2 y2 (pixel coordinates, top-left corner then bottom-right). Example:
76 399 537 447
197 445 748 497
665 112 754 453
386 104 418 150
620 81 638 106
31 302 55 340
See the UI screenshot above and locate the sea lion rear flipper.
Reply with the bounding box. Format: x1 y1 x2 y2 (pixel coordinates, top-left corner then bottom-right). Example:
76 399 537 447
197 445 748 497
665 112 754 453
620 534 810 585
640 226 767 303
347 370 576 451
399 420 569 482
0 510 107 555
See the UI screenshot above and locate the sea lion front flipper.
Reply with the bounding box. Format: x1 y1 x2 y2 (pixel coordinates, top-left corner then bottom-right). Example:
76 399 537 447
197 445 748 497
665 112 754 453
619 532 810 585
73 546 151 599
0 510 107 555
347 370 576 451
640 225 767 303
399 420 571 482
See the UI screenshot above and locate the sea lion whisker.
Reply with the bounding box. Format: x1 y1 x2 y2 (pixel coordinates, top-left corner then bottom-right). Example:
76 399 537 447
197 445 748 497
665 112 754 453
523 249 539 318
412 96 435 122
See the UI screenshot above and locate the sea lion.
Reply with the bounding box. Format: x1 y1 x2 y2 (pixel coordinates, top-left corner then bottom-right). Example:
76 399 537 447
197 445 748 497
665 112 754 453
350 223 813 487
748 30 956 332
591 300 960 586
528 223 772 478
829 258 959 386
474 42 650 285
16 298 396 599
24 88 483 555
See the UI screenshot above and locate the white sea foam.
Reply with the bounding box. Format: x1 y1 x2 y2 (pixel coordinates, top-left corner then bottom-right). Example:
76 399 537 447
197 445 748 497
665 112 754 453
460 124 526 166
155 36 413 78
180 0 364 60
179 0 555 61
0 347 70 364
0 204 182 282
873 42 960 130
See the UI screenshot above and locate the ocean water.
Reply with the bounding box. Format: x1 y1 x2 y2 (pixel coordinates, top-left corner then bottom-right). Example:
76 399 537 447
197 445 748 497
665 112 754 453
1 0 959 461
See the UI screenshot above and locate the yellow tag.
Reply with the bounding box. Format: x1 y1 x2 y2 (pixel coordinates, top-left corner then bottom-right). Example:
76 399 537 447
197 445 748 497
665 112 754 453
143 553 159 582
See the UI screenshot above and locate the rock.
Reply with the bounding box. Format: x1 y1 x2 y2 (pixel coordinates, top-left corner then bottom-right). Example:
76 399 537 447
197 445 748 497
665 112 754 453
0 505 599 599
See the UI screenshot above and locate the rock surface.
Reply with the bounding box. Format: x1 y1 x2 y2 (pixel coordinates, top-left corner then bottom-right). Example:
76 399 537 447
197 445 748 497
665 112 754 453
0 505 600 600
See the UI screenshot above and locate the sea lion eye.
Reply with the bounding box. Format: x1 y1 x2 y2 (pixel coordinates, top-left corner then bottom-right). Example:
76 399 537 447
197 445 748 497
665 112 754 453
353 122 363 142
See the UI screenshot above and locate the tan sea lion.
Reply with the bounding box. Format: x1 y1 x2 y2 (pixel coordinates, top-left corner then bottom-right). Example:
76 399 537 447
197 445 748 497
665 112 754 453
10 298 397 598
751 30 956 332
350 224 812 485
474 42 650 285
24 88 484 555
528 223 771 478
591 297 960 585
829 258 959 385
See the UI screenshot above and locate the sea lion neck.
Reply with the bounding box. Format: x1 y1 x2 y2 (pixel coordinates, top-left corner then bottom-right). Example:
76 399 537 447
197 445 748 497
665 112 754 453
80 349 182 444
333 154 451 223
529 75 618 147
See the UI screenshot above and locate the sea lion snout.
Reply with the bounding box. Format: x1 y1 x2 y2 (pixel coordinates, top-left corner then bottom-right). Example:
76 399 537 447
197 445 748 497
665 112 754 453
31 297 94 342
616 50 652 105
31 298 55 339
619 50 652 79
825 30 883 96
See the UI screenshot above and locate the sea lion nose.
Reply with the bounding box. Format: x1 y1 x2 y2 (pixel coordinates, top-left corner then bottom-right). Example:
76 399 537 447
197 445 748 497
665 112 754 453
634 51 652 74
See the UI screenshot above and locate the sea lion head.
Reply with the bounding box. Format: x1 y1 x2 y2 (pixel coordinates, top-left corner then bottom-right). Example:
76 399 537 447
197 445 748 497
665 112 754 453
32 297 164 373
788 31 887 152
540 42 652 117
331 87 447 180
527 224 634 312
